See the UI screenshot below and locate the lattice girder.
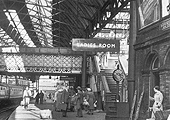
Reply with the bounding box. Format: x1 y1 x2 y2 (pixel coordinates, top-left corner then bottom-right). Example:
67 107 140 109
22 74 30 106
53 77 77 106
0 53 82 74
0 47 93 74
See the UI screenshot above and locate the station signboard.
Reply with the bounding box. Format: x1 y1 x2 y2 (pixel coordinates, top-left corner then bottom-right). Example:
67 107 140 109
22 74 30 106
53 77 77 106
72 38 120 53
60 76 76 82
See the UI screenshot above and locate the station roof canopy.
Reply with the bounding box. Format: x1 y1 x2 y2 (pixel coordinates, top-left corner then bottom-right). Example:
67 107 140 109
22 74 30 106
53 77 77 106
0 0 131 48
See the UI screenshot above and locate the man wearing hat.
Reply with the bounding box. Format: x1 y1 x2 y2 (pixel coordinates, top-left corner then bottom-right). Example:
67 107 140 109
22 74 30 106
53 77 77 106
76 86 84 117
60 86 69 117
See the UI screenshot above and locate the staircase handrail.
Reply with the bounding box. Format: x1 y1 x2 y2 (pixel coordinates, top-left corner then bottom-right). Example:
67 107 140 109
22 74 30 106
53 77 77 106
93 56 110 93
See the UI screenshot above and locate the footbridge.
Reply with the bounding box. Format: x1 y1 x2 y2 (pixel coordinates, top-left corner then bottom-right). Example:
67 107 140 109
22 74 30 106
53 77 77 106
0 47 93 74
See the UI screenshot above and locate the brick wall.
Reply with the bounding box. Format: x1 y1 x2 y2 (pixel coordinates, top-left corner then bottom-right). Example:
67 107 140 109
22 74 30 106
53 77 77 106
135 30 170 119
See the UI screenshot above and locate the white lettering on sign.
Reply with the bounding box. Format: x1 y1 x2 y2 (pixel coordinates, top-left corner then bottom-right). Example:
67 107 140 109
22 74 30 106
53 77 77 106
72 38 120 52
75 42 116 49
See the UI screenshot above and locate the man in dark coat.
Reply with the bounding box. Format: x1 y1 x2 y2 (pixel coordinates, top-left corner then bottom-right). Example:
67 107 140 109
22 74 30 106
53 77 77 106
35 90 40 104
39 90 44 104
76 86 84 117
60 87 69 117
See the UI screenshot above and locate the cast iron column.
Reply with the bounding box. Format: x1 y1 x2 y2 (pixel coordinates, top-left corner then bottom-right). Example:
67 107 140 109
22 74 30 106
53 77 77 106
128 1 137 110
82 51 87 89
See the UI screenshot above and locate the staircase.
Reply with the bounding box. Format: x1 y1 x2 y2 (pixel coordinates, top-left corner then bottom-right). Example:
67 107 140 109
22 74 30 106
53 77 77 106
102 69 117 102
92 56 126 101
102 68 125 102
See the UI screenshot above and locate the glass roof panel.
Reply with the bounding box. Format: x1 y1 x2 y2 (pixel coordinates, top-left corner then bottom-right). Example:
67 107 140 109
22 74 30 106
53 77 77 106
95 11 130 40
26 0 53 47
0 27 17 46
5 10 35 47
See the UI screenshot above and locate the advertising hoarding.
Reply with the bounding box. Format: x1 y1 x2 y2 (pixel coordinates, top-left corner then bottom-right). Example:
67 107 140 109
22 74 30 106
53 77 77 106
137 0 161 28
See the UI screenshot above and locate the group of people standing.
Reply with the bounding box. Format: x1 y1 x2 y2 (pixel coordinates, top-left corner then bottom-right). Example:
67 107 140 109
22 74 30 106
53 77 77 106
22 85 97 117
35 90 45 104
54 85 96 117
22 87 47 109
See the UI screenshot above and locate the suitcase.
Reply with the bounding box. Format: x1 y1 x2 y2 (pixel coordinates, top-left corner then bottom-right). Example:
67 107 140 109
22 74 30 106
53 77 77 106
154 110 166 120
40 109 52 119
59 103 67 110
20 100 25 106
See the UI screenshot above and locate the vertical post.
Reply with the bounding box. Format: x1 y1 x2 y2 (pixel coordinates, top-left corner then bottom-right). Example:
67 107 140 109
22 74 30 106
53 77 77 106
116 81 119 101
128 1 137 110
6 75 7 84
0 75 1 83
15 76 18 85
37 78 39 90
82 51 87 89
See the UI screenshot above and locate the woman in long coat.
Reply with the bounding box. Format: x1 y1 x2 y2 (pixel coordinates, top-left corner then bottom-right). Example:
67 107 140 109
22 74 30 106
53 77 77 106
86 88 95 115
54 89 63 111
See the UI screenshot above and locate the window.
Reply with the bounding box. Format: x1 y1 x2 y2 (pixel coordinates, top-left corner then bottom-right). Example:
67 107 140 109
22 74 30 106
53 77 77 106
162 0 170 17
137 0 161 28
152 57 160 70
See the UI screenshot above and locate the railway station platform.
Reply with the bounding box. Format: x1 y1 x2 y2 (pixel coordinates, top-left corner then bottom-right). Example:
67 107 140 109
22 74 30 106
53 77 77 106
8 100 105 120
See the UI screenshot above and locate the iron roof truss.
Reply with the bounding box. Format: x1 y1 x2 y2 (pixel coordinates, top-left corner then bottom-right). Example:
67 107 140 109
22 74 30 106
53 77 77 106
0 0 131 47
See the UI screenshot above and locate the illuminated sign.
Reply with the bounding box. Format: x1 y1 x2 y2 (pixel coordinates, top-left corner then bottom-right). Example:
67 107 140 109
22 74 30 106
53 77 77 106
72 38 120 53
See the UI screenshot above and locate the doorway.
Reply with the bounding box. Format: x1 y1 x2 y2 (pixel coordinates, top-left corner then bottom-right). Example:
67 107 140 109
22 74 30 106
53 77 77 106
153 71 160 87
150 71 160 96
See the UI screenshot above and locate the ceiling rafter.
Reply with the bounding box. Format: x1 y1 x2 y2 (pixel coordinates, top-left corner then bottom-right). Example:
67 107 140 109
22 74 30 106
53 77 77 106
2 0 42 47
0 0 130 48
89 0 132 37
0 10 27 47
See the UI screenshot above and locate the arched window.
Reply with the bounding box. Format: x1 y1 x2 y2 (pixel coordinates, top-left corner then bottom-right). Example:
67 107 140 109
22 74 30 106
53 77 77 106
144 53 159 71
152 57 160 70
165 51 170 66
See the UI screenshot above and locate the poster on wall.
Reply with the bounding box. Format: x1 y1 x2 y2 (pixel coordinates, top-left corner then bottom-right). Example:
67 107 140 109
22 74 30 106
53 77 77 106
137 0 161 28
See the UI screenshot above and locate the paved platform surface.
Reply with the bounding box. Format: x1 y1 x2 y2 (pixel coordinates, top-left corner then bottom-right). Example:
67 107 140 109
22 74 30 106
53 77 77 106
9 100 105 120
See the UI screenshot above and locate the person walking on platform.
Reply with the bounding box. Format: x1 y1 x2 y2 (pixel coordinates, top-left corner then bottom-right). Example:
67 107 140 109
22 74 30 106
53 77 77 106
43 91 47 102
76 86 83 117
39 90 44 104
86 88 95 115
60 86 69 117
23 86 32 109
83 88 89 112
68 86 76 111
54 88 63 111
35 90 40 104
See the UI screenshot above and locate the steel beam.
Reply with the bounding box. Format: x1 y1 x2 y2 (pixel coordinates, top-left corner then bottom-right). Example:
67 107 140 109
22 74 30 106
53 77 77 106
87 0 132 38
0 10 27 46
1 0 42 47
13 2 42 47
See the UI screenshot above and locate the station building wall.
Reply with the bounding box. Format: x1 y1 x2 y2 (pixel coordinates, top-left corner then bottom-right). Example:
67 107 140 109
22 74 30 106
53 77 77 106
134 15 170 119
